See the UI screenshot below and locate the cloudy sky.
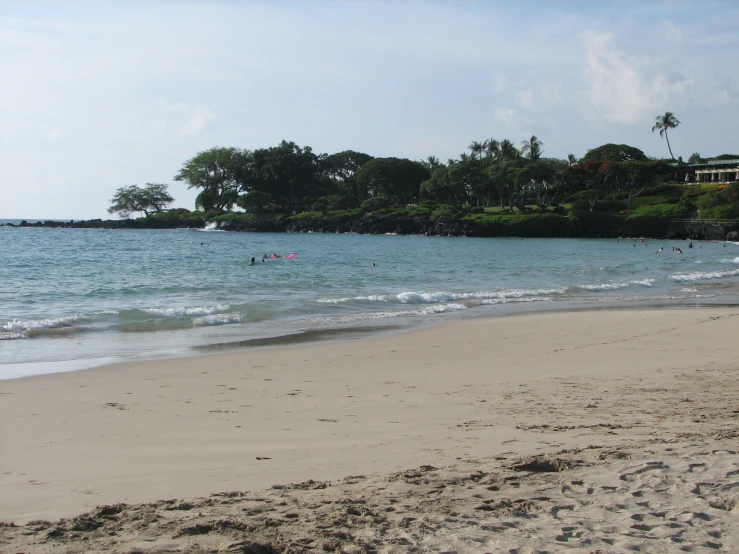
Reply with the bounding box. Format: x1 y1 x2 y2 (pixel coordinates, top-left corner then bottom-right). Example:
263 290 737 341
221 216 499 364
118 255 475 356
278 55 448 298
1 0 737 219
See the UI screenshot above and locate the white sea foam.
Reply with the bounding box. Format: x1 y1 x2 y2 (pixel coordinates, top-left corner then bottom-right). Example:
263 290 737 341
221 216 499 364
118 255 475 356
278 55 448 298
576 283 630 291
0 331 28 340
1 315 80 332
317 288 564 305
670 269 739 283
631 279 656 287
481 296 553 305
199 221 225 232
306 303 467 326
193 313 245 326
144 305 231 318
572 279 655 292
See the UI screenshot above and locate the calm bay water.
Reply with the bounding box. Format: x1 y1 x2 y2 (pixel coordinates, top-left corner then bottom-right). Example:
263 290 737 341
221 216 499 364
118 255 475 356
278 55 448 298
1 223 738 379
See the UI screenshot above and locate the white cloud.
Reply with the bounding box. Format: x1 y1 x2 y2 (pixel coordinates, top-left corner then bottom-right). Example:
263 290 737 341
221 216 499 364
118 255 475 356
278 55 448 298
516 89 535 109
493 76 508 94
579 31 692 125
181 107 214 136
662 19 683 42
494 107 518 127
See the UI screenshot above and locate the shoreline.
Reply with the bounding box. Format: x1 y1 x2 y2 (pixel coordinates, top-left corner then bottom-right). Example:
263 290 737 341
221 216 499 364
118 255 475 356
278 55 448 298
4 294 739 383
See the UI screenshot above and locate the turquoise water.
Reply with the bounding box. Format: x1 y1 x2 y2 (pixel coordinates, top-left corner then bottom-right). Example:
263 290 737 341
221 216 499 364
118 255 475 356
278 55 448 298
1 225 738 379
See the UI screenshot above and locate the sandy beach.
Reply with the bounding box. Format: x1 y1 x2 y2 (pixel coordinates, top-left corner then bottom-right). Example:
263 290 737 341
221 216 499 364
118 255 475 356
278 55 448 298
2 307 739 553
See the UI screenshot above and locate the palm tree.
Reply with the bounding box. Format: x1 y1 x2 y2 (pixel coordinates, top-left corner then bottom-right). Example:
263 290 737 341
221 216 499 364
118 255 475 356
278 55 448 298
468 141 484 161
567 154 578 165
499 139 520 161
652 112 680 160
486 139 500 159
521 135 543 160
459 152 472 163
423 155 441 170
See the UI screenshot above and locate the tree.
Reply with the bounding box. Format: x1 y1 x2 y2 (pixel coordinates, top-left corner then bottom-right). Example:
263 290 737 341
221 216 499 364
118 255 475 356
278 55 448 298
354 158 430 205
237 191 275 214
174 147 251 211
520 135 543 160
567 154 578 165
420 167 467 204
652 111 681 160
688 153 703 164
523 158 568 209
108 183 174 218
574 161 618 211
499 139 520 161
468 141 484 161
488 158 529 212
581 143 648 163
485 139 500 159
618 161 669 210
421 155 442 171
248 141 327 210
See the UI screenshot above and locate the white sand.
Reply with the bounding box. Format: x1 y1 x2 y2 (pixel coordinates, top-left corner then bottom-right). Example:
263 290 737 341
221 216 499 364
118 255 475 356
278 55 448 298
1 308 738 552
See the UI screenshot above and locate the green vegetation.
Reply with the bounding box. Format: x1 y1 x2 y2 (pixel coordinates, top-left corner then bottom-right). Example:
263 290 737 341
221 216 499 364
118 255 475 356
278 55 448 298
652 111 681 160
96 123 738 239
107 183 174 218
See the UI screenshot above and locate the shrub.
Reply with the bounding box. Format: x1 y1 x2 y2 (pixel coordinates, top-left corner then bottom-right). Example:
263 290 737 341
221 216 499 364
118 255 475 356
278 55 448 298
721 182 739 203
698 203 739 220
432 205 462 222
624 204 681 222
360 196 391 212
695 191 723 210
640 182 684 197
595 200 627 212
677 197 696 217
629 195 677 208
464 213 571 237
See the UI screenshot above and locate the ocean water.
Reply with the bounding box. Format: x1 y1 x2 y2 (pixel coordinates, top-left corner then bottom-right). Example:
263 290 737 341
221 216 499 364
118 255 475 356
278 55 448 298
1 223 738 379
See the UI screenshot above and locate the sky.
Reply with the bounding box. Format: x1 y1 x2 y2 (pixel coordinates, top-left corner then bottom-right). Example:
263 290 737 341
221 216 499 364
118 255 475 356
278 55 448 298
1 0 738 219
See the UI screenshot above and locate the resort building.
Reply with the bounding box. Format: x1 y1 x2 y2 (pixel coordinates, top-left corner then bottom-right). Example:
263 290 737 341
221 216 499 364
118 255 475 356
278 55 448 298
680 159 739 184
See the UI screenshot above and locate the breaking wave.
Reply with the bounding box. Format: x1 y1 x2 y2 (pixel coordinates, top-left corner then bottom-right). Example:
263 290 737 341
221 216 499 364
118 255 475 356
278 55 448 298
1 315 85 339
306 303 468 326
670 269 739 283
317 288 564 305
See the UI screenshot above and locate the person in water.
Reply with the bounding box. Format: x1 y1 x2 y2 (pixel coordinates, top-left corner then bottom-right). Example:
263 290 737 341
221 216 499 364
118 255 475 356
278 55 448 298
250 257 256 265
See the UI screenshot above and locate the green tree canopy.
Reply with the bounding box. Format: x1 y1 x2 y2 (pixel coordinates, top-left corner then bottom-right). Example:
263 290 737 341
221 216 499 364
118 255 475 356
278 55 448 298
237 191 276 214
173 147 250 211
108 183 174 218
247 141 328 209
354 157 430 205
521 135 544 160
581 143 648 163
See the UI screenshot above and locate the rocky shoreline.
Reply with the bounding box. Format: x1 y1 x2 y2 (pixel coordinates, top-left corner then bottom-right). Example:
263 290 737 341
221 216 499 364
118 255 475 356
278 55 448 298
4 214 738 241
